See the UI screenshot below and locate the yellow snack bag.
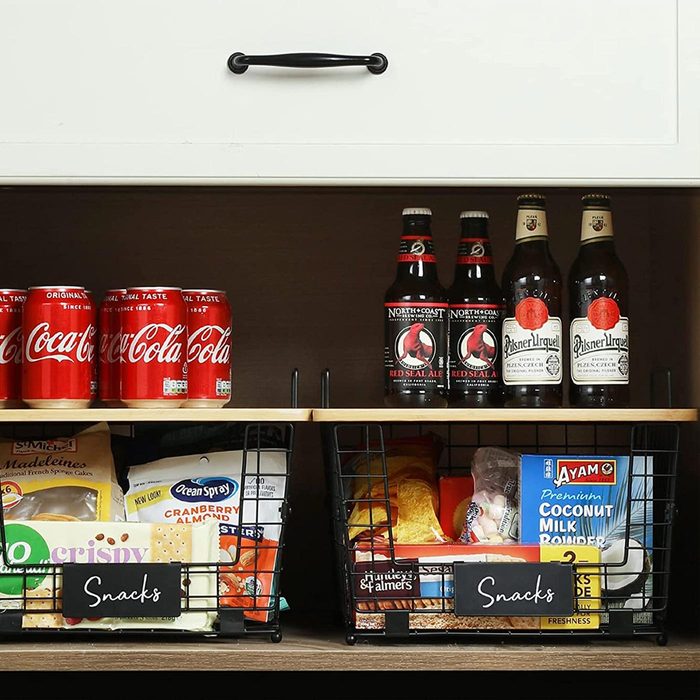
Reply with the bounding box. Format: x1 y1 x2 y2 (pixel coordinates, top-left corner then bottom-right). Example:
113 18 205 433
0 423 124 521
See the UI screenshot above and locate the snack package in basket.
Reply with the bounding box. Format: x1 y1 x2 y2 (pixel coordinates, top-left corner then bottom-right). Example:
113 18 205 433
460 447 519 544
352 542 600 631
125 449 286 621
346 434 447 544
218 523 279 623
0 520 218 631
353 543 540 630
0 423 124 522
439 475 474 540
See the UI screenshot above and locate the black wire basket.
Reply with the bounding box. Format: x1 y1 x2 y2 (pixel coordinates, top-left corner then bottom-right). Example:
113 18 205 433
0 371 299 643
320 371 681 646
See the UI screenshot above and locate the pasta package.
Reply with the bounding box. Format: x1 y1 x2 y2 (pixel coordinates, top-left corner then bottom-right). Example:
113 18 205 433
0 423 124 522
346 434 447 544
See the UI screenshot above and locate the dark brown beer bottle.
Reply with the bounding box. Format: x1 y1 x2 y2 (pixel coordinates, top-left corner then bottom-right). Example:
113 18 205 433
384 208 448 408
448 211 505 407
569 194 629 407
501 194 563 407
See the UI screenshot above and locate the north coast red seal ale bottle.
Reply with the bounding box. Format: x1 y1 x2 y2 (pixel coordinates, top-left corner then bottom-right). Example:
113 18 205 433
384 208 448 408
448 211 504 407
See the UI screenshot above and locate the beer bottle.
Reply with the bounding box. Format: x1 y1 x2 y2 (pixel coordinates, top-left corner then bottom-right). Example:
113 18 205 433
384 208 448 408
569 194 629 407
448 211 504 407
501 194 563 407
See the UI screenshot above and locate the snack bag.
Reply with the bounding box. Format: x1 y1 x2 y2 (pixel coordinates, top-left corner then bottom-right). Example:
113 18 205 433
439 475 474 540
125 450 287 621
0 520 218 631
218 524 279 623
346 434 447 544
0 423 124 522
461 447 519 544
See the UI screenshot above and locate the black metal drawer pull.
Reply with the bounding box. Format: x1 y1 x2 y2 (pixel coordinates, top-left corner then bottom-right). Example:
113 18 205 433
228 51 388 75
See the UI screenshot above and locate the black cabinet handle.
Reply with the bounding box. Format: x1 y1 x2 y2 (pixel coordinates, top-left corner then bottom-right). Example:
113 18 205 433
228 51 388 75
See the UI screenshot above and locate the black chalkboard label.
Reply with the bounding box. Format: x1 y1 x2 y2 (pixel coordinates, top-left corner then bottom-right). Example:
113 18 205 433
454 562 574 617
62 564 182 619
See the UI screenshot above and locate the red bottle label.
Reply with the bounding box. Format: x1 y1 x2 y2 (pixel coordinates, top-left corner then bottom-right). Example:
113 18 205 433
456 238 493 265
587 297 620 331
396 236 437 264
515 297 549 331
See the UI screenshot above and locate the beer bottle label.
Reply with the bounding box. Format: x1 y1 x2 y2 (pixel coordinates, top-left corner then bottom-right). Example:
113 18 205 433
502 298 562 385
449 304 504 390
384 302 447 392
456 238 493 265
570 297 629 385
396 236 437 263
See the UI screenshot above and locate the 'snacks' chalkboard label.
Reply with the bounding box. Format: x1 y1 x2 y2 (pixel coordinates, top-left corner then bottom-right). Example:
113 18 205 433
453 562 574 617
62 563 182 618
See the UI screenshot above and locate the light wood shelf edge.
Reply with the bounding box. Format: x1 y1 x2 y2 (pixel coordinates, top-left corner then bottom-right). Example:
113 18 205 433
0 408 313 423
312 408 699 423
0 631 697 671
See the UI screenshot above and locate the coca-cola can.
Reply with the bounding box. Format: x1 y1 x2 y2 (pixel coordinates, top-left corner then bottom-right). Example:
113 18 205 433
0 289 27 408
120 286 188 408
22 286 96 408
98 289 126 406
85 290 98 401
182 289 232 407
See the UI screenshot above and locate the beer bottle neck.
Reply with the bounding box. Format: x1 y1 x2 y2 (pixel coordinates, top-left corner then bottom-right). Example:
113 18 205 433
453 219 496 282
515 208 549 242
395 219 438 280
580 208 614 245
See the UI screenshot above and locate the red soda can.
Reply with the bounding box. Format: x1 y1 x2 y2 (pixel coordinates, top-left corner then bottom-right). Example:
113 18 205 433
182 289 232 407
98 289 126 406
85 290 98 401
0 289 27 408
120 287 188 408
22 286 96 408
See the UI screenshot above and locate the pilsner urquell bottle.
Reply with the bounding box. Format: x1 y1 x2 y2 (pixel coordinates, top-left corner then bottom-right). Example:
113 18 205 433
384 208 448 408
569 194 630 407
501 194 563 407
448 211 505 407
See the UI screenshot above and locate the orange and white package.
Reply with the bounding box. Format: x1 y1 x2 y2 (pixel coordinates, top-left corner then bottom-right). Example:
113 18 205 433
218 524 279 623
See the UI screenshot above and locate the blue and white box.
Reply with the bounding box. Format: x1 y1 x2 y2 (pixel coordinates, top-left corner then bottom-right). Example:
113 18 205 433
520 454 653 621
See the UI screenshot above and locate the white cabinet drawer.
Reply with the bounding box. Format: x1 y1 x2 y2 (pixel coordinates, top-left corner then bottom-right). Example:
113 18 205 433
0 0 698 184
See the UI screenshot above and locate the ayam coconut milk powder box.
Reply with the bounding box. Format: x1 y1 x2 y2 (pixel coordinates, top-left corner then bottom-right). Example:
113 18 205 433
520 454 653 624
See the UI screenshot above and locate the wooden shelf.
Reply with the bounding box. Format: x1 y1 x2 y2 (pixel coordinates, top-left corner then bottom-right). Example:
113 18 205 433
0 408 312 423
312 408 698 423
0 629 697 671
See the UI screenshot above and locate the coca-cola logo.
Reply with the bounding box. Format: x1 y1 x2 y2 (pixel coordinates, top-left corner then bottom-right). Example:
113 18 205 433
99 331 122 363
121 323 186 364
0 327 22 365
24 323 96 363
187 326 231 365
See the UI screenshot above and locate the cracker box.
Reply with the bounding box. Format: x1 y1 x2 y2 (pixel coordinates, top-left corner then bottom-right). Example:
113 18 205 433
353 542 600 631
520 454 653 622
0 521 218 631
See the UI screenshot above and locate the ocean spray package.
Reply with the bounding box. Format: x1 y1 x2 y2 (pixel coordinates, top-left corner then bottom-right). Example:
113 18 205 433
520 455 653 623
